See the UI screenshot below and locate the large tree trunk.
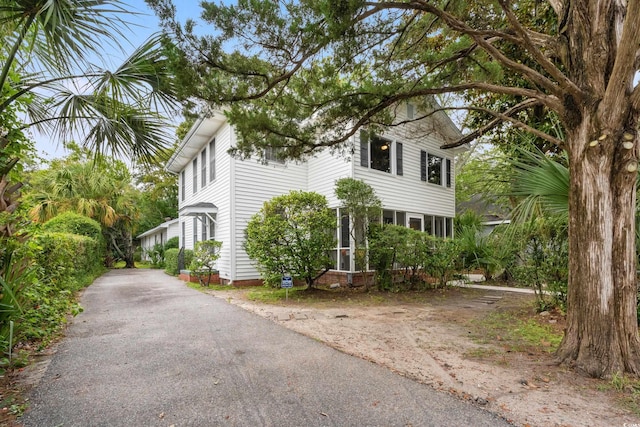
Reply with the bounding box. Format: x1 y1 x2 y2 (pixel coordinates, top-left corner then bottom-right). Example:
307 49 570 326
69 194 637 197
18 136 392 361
556 114 640 377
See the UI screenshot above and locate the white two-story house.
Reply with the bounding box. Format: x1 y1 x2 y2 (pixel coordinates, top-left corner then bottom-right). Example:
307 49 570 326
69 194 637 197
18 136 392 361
165 104 465 285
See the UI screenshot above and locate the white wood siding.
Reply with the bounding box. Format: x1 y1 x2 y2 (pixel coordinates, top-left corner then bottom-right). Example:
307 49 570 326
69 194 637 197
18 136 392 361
354 106 456 219
307 147 353 207
172 104 461 282
193 123 233 279
232 157 309 281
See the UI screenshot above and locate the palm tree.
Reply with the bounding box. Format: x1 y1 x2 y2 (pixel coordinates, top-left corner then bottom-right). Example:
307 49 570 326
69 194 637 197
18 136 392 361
28 151 140 267
0 0 177 161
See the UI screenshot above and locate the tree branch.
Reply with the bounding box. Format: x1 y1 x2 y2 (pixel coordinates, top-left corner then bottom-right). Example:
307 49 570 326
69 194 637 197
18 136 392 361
600 0 640 124
440 98 543 146
370 1 565 99
440 105 563 149
498 0 581 98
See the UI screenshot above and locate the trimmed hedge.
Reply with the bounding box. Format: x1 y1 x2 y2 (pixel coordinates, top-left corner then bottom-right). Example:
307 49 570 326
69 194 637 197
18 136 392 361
165 236 179 249
164 248 193 275
34 232 104 291
43 212 103 242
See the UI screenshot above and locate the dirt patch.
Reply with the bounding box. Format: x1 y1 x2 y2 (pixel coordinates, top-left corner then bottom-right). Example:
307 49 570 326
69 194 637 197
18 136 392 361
207 285 640 427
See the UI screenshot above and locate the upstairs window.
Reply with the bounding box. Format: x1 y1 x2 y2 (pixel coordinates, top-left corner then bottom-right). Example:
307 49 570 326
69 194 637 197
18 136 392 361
201 149 207 188
264 146 285 163
360 132 401 174
421 151 451 188
192 158 198 194
406 103 414 119
428 154 443 185
396 142 403 176
209 139 216 181
181 171 185 201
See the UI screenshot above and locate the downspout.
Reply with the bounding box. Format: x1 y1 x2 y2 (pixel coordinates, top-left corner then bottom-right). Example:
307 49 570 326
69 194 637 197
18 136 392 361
229 124 237 283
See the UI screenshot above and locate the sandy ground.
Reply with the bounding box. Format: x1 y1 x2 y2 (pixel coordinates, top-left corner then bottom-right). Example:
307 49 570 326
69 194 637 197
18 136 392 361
205 285 640 427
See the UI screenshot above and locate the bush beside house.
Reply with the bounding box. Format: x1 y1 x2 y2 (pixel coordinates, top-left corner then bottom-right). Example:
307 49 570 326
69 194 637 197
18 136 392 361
2 214 106 354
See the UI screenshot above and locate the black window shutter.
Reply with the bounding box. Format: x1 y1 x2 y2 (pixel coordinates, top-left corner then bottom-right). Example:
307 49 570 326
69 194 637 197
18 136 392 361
446 158 452 187
420 150 426 181
396 142 403 176
360 131 369 167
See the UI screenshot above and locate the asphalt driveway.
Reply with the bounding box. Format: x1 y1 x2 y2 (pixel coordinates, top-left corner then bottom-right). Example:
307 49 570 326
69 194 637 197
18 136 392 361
22 269 509 427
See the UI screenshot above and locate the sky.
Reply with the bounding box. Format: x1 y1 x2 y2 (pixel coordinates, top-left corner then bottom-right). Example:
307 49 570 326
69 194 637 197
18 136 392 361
31 0 204 160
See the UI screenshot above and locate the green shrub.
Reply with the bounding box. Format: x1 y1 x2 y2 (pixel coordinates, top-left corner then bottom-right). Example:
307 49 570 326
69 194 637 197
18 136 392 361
133 246 142 263
165 248 179 275
34 232 103 291
245 191 335 288
15 231 105 346
165 247 195 276
184 249 194 272
165 236 179 249
368 224 462 290
43 212 103 242
189 241 222 286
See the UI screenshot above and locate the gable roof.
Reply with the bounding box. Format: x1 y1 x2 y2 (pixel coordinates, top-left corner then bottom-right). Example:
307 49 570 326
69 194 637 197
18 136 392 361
166 111 227 174
136 218 179 239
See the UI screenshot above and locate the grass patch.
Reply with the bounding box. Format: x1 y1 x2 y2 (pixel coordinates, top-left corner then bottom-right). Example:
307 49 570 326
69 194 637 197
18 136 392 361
468 310 563 353
597 373 640 416
186 281 232 292
246 287 307 303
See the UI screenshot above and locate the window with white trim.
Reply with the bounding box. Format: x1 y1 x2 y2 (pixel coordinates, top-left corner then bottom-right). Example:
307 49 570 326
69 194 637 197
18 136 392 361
209 139 216 181
264 146 285 163
192 158 198 194
181 171 185 201
201 149 207 188
360 132 403 175
424 215 454 238
192 217 198 245
420 151 452 188
208 217 216 240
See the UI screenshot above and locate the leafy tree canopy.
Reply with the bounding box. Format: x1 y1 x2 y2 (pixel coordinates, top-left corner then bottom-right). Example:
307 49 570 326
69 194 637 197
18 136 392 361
148 0 640 377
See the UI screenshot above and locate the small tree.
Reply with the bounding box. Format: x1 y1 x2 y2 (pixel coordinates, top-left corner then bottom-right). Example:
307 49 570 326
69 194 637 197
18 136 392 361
189 240 222 286
334 178 381 289
244 191 336 288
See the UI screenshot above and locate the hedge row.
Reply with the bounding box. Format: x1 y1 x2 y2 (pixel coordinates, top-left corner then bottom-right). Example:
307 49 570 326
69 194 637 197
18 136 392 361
7 214 107 348
34 232 105 291
165 248 193 276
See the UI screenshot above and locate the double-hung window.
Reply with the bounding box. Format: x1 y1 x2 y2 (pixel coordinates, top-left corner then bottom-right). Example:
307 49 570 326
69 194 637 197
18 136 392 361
264 146 285 163
209 139 216 181
181 171 185 201
360 132 402 175
421 151 452 188
192 158 198 194
201 149 207 188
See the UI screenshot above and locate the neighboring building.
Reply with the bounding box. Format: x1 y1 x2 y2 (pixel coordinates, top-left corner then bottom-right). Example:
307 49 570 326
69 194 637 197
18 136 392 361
457 195 511 236
137 218 180 261
165 104 466 285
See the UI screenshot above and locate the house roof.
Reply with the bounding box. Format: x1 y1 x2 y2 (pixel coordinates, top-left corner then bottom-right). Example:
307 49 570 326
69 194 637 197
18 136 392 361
457 194 511 222
165 111 227 174
136 218 179 239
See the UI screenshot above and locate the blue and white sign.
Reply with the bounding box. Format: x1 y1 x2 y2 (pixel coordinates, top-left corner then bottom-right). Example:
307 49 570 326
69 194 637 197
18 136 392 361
281 276 293 288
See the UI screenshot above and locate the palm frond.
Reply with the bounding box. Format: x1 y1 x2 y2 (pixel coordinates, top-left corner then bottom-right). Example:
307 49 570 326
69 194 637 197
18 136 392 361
0 0 132 74
509 147 569 223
